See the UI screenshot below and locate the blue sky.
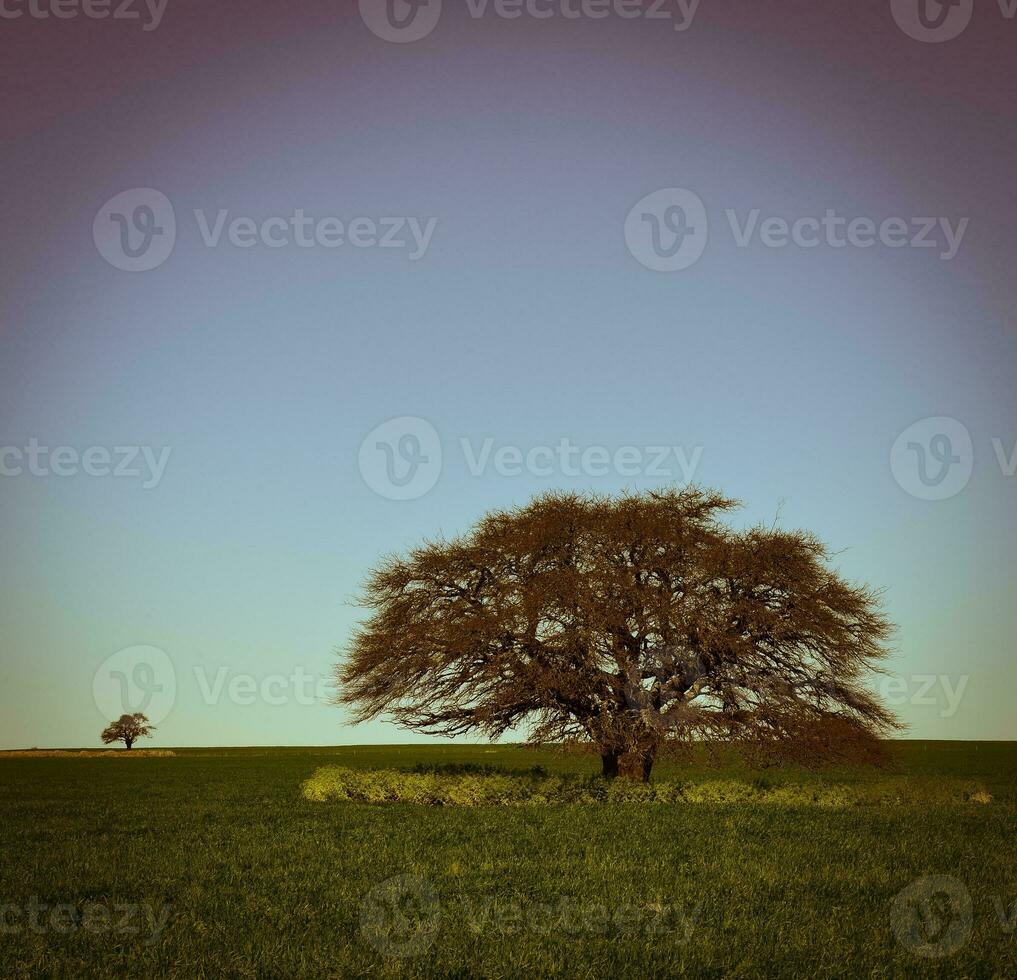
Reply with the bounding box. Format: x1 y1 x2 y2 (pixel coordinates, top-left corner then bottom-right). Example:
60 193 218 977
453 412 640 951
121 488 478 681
0 4 1014 746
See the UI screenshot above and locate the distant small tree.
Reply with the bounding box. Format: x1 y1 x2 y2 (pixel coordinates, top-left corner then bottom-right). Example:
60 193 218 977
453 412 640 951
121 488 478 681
100 713 154 750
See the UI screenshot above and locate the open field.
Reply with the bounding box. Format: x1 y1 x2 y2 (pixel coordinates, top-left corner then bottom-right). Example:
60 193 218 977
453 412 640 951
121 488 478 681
0 742 1014 978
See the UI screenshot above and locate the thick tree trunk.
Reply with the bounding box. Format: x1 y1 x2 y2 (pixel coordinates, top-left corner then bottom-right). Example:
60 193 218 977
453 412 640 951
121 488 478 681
619 745 658 782
124 738 133 750
601 750 621 779
639 744 657 783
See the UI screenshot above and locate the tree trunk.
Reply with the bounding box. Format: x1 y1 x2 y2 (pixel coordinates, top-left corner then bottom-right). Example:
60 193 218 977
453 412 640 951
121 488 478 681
124 738 133 750
639 744 657 783
619 745 658 783
601 750 621 779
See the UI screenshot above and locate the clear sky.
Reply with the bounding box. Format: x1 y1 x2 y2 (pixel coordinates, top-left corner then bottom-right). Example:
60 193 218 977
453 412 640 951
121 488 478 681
0 1 1014 747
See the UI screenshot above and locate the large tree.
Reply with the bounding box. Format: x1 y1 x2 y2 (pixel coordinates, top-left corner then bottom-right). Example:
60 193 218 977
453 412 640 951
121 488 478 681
335 488 898 780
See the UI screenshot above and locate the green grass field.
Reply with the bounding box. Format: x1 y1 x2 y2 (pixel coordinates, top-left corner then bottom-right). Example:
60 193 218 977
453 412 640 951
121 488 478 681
1 742 1014 978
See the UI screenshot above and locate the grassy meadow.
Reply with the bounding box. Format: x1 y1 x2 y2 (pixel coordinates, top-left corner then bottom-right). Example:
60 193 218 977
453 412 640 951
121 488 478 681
0 741 1014 978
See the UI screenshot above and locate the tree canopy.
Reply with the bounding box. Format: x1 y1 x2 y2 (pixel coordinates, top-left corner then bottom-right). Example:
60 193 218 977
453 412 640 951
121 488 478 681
100 712 155 750
335 488 898 779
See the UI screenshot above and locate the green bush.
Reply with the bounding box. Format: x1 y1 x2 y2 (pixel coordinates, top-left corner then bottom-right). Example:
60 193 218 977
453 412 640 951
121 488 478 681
301 767 992 808
681 779 758 804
